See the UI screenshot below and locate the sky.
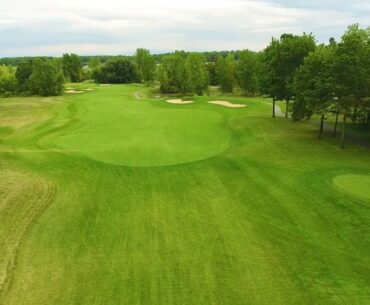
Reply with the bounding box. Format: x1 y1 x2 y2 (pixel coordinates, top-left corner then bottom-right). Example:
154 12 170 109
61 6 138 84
0 0 369 57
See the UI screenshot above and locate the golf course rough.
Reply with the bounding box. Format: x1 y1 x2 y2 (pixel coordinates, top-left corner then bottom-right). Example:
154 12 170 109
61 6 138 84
1 83 370 305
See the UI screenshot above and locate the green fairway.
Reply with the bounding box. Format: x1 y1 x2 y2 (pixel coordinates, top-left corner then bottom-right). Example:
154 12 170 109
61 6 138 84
1 84 370 305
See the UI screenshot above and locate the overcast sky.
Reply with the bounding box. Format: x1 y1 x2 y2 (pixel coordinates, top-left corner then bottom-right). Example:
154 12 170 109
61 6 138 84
0 0 369 57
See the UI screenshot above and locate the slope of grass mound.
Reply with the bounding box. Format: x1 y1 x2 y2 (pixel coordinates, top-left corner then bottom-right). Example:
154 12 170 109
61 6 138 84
333 174 370 201
0 169 55 293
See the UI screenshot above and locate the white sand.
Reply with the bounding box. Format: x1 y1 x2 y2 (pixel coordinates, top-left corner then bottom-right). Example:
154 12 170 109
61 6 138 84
65 90 84 94
208 101 246 108
167 99 195 104
83 88 95 91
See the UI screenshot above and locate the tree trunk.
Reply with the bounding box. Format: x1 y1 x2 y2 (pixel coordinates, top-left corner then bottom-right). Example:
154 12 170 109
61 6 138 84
334 111 339 137
285 100 289 118
272 98 276 118
341 114 347 149
319 114 324 139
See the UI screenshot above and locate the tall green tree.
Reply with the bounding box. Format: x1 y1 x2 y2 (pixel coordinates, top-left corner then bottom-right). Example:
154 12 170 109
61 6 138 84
185 53 209 95
135 48 156 84
237 50 259 96
62 53 82 82
15 61 33 92
293 45 336 138
0 65 17 96
158 51 189 94
157 52 209 95
29 58 64 96
216 54 236 93
259 38 280 117
262 34 316 118
333 24 370 148
205 62 218 86
88 57 101 70
156 64 171 93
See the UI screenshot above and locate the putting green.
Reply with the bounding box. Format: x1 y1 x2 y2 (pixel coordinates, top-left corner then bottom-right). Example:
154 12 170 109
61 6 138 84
333 174 370 201
48 86 230 167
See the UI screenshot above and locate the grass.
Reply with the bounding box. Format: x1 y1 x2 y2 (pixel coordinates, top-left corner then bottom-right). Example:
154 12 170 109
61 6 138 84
0 83 370 305
333 175 370 201
47 84 230 166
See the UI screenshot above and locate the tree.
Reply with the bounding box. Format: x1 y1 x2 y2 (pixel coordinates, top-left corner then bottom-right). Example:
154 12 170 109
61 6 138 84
88 57 101 70
237 50 258 96
157 52 209 95
62 53 82 82
135 48 156 84
259 39 280 117
0 65 18 96
333 24 370 148
185 53 209 95
262 34 316 118
157 51 189 94
216 54 236 93
29 58 64 96
93 59 140 84
156 64 171 93
293 45 336 138
15 61 33 92
206 62 218 86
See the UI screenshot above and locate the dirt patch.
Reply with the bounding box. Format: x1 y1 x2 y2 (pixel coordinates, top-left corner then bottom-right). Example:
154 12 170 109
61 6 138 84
65 90 84 94
167 99 195 104
209 101 246 108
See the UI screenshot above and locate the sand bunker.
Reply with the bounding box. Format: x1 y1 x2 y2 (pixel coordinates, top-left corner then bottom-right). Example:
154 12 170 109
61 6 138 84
83 88 95 91
100 84 111 87
167 99 195 104
65 90 84 94
209 101 246 108
65 87 75 90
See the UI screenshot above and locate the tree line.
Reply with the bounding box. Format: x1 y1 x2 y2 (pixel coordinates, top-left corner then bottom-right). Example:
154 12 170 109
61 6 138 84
260 24 370 148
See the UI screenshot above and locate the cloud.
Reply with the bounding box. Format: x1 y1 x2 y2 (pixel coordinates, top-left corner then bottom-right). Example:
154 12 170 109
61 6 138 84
0 0 368 56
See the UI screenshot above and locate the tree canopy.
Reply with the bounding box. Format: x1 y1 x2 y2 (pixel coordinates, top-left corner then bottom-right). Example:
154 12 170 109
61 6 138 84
93 59 140 84
157 51 209 95
62 53 82 83
29 58 64 96
135 48 156 84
